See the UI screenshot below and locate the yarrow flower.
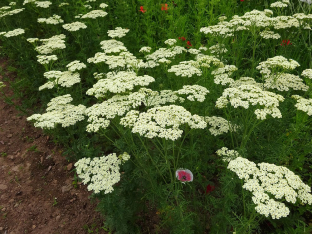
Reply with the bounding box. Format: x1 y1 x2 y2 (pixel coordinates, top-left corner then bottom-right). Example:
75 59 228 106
176 169 193 183
66 60 86 72
75 152 130 194
107 27 130 38
120 105 207 141
34 1 52 8
37 55 58 65
39 70 81 90
139 46 152 53
217 148 312 219
164 39 177 46
203 116 239 136
35 34 66 54
215 85 285 120
38 15 64 25
2 28 25 38
62 21 87 32
81 10 107 19
292 95 312 116
27 94 86 129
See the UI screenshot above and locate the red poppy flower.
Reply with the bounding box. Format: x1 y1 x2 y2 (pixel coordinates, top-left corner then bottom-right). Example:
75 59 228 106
186 41 192 48
240 0 244 2
161 4 169 11
206 184 215 194
178 36 186 41
139 6 146 13
176 169 193 183
280 39 292 46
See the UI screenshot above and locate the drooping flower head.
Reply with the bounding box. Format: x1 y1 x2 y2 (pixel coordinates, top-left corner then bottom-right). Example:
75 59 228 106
176 169 193 183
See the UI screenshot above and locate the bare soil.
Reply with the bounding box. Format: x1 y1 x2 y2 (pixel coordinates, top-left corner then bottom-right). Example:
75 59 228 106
0 59 107 234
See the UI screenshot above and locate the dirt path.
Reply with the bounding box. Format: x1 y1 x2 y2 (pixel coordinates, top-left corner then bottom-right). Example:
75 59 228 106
0 59 106 234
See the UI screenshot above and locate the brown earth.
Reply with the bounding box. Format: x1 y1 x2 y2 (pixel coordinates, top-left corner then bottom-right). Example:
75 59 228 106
0 59 107 234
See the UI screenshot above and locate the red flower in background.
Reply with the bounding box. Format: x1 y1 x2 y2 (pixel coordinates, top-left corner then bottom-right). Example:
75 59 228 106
280 39 292 46
178 36 186 41
240 0 244 2
187 41 192 48
161 4 169 11
206 184 215 194
139 6 146 13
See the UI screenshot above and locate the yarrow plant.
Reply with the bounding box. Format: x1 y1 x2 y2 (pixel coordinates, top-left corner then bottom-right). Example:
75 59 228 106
75 152 130 194
216 148 312 219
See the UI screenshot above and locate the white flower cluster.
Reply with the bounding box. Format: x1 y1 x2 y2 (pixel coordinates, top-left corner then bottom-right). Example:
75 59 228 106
188 49 201 55
35 34 66 54
84 4 92 9
212 65 237 85
200 9 306 42
270 1 289 8
168 61 202 77
0 7 25 18
301 69 312 79
59 2 69 7
146 46 187 65
259 30 281 39
300 0 312 4
99 3 108 9
99 39 127 53
229 77 263 89
209 44 228 54
292 95 312 116
85 88 184 132
34 1 52 8
81 10 107 19
88 50 141 70
273 16 300 30
27 38 39 43
75 152 130 194
215 147 240 162
227 156 312 219
27 94 86 129
23 0 36 4
264 73 309 91
2 28 25 38
107 27 130 38
216 85 285 120
39 70 80 90
37 54 58 65
204 116 239 136
176 85 209 102
164 39 177 46
62 21 87 32
86 71 155 98
256 56 300 77
0 81 5 89
66 60 86 72
120 105 207 141
139 46 152 53
38 15 64 25
200 24 234 38
195 54 224 68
